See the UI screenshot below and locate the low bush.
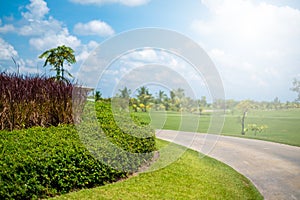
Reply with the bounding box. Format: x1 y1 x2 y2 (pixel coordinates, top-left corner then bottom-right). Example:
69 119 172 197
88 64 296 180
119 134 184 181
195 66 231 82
0 101 156 199
0 126 128 199
77 101 156 172
96 101 156 154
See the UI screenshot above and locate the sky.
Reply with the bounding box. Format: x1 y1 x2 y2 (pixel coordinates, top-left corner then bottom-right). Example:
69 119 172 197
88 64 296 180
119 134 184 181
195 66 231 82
0 0 300 102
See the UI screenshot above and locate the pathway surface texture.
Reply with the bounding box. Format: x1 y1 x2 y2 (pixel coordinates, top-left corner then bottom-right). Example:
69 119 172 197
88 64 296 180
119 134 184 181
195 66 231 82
155 130 300 200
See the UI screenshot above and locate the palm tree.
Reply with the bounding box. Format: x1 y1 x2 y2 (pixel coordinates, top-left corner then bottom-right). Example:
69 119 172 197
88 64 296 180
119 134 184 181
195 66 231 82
155 90 168 111
119 87 131 99
171 88 185 111
137 86 152 112
157 90 167 104
39 45 76 81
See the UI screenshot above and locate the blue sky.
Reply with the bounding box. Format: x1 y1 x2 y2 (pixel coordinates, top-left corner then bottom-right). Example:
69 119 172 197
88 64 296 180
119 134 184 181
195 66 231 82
0 0 300 101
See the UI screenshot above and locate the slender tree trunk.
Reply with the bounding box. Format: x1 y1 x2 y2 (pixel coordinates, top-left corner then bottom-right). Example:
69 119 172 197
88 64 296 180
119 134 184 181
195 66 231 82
241 111 247 135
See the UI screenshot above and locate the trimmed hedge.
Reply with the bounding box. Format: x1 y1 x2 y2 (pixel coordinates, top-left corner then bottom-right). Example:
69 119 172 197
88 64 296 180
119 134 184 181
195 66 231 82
0 126 126 199
0 101 156 199
96 101 156 154
77 100 156 172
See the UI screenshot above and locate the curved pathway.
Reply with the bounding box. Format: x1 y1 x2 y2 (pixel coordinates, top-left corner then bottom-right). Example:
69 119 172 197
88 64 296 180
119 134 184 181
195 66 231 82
156 130 300 200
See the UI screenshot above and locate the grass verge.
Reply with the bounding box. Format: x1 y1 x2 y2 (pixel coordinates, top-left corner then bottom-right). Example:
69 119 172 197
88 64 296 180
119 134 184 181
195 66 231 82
52 139 262 200
133 109 300 146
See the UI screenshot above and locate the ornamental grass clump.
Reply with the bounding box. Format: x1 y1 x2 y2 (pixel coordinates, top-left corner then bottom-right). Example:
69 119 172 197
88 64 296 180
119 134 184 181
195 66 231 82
0 72 86 130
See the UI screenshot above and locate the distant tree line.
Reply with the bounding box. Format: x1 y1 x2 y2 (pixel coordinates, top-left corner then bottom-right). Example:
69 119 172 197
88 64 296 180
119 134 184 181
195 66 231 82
113 86 208 113
94 86 300 114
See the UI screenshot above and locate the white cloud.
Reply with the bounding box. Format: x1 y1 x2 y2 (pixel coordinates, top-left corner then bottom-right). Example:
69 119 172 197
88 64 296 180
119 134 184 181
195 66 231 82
18 59 39 74
0 39 27 73
10 0 113 69
0 24 15 33
76 40 99 62
191 0 300 100
119 0 150 6
123 48 158 62
91 48 207 98
74 20 114 37
0 38 41 74
21 0 49 20
120 49 208 84
19 17 62 36
0 38 18 60
0 1 64 38
8 0 81 53
0 0 82 53
0 0 112 78
69 0 150 6
193 0 300 53
29 28 81 51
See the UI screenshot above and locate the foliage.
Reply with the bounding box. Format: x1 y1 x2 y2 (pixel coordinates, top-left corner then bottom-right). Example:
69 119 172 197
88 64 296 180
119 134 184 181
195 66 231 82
153 90 168 111
0 126 127 199
117 85 300 114
291 79 300 102
94 101 156 155
118 87 131 99
236 100 255 112
0 72 87 131
95 91 102 101
170 88 185 111
0 101 156 199
39 45 76 82
245 124 268 136
113 87 132 110
53 139 263 200
136 86 152 112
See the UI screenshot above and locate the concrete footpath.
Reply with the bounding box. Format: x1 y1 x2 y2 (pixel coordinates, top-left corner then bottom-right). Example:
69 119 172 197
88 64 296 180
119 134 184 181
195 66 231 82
156 130 300 200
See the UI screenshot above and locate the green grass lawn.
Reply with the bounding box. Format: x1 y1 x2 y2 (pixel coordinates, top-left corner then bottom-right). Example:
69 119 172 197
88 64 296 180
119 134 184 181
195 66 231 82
133 109 300 146
52 139 262 200
222 110 300 146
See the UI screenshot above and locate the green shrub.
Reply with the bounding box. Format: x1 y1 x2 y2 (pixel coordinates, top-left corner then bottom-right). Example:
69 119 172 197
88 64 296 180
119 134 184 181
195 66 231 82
0 101 156 199
245 124 268 136
95 101 156 153
77 101 156 172
0 126 127 199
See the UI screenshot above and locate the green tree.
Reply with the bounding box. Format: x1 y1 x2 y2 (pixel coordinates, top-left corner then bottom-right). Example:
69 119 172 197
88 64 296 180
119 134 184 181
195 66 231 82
118 87 131 99
154 90 168 110
291 79 300 102
169 90 175 104
137 86 152 112
157 90 167 104
173 88 185 99
130 98 139 112
116 87 131 110
198 96 207 114
95 91 102 101
273 97 281 110
171 88 185 111
39 45 76 81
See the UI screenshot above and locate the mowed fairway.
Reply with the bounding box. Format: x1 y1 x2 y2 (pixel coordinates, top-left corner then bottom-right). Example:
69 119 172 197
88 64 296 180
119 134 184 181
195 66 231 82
133 109 300 146
223 109 300 146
